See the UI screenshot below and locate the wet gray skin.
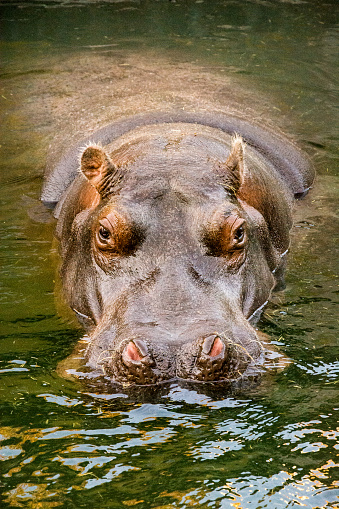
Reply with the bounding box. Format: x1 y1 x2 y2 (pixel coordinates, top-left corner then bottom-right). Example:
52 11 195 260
46 117 314 385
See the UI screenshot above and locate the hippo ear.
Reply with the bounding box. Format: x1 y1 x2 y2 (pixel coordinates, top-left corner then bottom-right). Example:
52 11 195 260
220 135 245 195
80 146 122 198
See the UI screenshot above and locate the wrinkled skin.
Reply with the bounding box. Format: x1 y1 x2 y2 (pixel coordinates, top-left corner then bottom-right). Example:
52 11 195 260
44 116 314 386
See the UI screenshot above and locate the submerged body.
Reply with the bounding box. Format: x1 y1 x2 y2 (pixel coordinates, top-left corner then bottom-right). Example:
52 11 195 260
43 113 314 385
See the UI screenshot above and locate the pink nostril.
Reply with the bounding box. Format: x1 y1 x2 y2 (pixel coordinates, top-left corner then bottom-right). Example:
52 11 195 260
209 336 223 357
124 341 144 362
123 339 149 364
202 335 224 357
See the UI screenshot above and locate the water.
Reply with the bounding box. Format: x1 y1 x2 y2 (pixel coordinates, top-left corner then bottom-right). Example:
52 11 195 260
0 1 338 507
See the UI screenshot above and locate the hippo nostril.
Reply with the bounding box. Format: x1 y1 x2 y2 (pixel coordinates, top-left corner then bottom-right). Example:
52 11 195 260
209 336 224 357
125 342 142 362
123 339 148 363
202 335 224 357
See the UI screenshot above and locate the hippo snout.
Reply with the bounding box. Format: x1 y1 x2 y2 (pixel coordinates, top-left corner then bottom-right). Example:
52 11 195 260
88 328 263 385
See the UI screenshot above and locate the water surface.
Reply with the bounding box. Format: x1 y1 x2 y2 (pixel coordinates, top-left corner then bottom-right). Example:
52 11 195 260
0 1 338 507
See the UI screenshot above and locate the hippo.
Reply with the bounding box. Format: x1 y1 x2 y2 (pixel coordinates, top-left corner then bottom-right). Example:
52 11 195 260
42 111 314 386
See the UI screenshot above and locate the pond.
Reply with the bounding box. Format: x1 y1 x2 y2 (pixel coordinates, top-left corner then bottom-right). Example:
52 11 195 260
0 0 338 507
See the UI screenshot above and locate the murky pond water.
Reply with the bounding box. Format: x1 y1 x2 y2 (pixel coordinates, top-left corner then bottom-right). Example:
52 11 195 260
0 1 338 507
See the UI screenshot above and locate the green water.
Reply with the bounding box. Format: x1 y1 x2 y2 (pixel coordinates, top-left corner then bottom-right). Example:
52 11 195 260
0 1 338 507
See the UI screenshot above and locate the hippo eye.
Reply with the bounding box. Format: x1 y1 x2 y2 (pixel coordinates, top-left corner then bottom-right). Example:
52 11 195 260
230 218 246 248
98 226 110 241
96 218 115 250
94 212 145 258
234 225 244 242
202 213 247 270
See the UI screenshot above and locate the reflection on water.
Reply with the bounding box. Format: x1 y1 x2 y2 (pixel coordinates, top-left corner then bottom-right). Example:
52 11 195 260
1 390 338 507
0 0 338 508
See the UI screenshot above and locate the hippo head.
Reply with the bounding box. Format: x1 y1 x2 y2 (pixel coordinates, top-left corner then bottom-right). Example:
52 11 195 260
56 124 292 385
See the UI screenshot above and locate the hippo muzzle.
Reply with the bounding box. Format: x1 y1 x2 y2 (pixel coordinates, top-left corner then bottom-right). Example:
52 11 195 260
80 253 268 385
86 322 264 385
